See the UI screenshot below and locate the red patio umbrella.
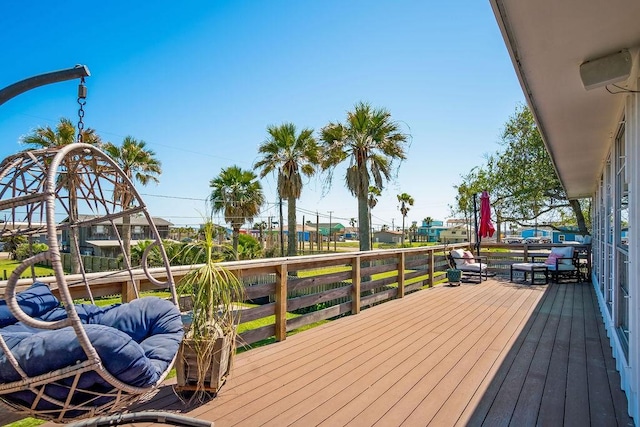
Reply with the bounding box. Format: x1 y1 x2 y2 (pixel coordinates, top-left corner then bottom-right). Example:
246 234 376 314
475 190 495 256
479 190 495 238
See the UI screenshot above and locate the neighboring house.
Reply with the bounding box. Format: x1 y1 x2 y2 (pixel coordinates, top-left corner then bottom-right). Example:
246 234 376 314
0 221 59 246
343 227 359 240
417 219 446 242
439 225 469 244
373 230 403 244
491 0 640 419
315 223 345 239
60 214 172 258
280 224 316 242
550 227 586 244
520 228 552 239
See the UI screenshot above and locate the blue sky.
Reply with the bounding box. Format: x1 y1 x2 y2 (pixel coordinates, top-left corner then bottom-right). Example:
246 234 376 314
0 1 523 230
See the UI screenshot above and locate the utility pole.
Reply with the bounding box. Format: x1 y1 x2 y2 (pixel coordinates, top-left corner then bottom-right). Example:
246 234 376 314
301 215 305 254
328 211 333 251
392 218 395 231
316 212 320 252
279 196 284 257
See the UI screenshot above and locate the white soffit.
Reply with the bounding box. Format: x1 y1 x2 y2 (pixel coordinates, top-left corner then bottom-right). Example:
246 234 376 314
490 0 640 198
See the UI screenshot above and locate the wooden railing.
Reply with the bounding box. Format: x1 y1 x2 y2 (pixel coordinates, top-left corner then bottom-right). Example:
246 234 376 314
0 243 467 349
0 242 590 350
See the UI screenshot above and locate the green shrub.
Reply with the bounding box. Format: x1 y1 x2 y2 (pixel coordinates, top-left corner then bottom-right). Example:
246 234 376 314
15 242 48 261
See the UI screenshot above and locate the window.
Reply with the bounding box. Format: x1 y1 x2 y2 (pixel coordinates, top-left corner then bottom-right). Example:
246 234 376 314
558 235 565 242
615 123 629 355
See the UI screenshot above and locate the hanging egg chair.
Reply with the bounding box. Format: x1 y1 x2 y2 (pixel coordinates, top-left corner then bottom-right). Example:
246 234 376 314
0 67 183 422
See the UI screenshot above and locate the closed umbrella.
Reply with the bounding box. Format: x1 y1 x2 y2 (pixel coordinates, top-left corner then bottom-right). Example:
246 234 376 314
477 190 495 254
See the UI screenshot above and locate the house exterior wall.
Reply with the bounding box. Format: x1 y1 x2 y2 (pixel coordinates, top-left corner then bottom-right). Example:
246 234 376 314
439 226 469 243
592 88 639 419
373 231 402 244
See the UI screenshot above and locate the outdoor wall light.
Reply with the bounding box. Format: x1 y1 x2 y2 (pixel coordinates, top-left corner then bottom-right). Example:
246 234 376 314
580 49 632 90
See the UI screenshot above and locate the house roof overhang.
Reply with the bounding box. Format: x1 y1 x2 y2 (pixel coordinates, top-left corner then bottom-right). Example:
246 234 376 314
489 0 640 198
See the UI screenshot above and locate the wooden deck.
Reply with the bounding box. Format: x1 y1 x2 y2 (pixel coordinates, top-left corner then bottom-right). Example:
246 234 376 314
43 278 632 426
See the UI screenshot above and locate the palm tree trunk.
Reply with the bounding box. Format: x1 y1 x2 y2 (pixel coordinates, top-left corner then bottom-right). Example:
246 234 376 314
232 228 240 260
401 215 406 246
359 195 370 251
69 189 81 274
122 213 132 265
287 197 297 256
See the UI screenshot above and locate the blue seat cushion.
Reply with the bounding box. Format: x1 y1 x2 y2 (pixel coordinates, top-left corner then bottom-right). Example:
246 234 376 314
0 293 184 419
0 282 59 327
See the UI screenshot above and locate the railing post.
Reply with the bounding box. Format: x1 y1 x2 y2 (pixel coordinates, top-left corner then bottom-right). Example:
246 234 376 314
428 249 435 288
397 252 405 298
275 263 288 341
122 280 137 303
351 256 361 314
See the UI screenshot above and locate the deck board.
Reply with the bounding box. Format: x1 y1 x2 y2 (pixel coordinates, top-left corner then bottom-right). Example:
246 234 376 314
33 279 633 427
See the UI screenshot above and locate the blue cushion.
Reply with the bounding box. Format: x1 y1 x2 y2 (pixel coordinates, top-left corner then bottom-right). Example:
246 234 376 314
0 282 59 327
0 296 184 420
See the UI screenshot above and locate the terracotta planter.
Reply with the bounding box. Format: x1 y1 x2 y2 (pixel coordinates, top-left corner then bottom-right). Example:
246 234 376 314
175 331 234 395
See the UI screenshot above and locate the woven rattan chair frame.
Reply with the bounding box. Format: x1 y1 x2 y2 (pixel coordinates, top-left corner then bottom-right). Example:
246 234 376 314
0 144 179 422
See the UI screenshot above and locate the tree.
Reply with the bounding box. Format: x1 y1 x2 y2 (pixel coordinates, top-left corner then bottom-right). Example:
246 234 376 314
103 137 162 265
423 216 433 242
1 235 27 260
320 102 409 251
454 105 589 235
210 166 265 260
255 220 268 248
397 193 414 246
254 123 319 257
349 217 357 239
367 186 381 248
409 221 418 242
21 118 102 273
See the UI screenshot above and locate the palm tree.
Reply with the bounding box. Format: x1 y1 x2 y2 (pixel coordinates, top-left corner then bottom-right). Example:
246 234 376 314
254 123 319 256
423 216 433 242
397 192 414 246
349 217 357 240
103 137 162 265
255 220 268 248
409 221 418 242
210 166 265 260
320 102 408 251
367 186 381 248
21 118 102 273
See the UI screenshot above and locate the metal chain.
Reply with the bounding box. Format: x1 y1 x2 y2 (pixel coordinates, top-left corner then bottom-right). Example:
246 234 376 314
76 77 87 143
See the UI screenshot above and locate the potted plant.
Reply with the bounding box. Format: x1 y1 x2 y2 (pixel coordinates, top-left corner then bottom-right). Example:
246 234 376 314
175 220 244 399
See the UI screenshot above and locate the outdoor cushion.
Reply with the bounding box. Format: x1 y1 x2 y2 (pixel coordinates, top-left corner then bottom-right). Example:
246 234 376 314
463 251 475 264
458 262 487 272
546 263 577 271
544 253 562 266
451 249 467 267
549 247 574 265
0 282 59 327
0 294 184 414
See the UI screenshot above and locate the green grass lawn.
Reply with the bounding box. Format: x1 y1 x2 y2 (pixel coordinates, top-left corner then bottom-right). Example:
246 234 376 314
0 258 54 280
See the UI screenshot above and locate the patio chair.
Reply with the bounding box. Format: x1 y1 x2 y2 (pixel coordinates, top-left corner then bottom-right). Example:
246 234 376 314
447 249 488 283
533 246 581 283
0 145 183 422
